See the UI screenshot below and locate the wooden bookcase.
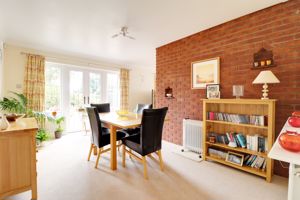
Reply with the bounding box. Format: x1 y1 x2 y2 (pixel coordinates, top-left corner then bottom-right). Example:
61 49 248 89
202 99 276 182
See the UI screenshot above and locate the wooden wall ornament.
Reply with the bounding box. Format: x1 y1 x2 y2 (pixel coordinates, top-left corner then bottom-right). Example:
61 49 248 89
252 48 276 70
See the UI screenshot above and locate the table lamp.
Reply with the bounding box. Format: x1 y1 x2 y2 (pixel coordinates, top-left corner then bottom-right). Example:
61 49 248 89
252 70 280 99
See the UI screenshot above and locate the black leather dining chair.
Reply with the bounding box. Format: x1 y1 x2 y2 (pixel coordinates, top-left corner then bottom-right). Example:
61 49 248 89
90 103 110 113
118 107 168 179
86 107 126 168
134 104 152 114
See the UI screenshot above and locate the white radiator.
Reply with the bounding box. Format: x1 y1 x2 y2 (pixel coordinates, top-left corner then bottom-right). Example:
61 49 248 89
182 119 202 154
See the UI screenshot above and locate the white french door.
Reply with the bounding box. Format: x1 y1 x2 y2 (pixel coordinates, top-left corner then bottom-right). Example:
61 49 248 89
63 67 107 132
45 62 120 133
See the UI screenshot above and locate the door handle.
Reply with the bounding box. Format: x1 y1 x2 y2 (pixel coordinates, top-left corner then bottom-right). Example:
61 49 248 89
87 96 90 104
83 96 86 104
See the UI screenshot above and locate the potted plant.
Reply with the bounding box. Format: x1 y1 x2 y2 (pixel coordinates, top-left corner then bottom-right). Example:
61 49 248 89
0 92 49 124
54 116 65 139
36 128 49 146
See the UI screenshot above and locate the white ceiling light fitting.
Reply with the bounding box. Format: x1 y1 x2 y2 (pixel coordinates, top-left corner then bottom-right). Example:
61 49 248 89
112 26 135 40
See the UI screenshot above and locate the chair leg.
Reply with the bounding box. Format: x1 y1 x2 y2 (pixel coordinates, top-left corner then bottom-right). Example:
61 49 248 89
95 148 102 169
118 141 121 152
129 149 132 159
157 150 164 171
122 145 126 167
87 144 93 161
142 156 148 179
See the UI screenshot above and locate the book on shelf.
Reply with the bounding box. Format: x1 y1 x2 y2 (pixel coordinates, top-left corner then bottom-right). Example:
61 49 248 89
208 132 268 153
207 112 268 126
208 148 227 160
244 155 266 171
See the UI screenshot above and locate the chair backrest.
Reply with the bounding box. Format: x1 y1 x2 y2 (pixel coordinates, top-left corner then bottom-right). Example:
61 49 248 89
134 104 152 114
90 103 110 113
86 107 102 147
140 107 168 155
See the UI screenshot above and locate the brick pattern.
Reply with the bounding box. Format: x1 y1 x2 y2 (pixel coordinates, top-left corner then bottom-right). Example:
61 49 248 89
156 0 300 177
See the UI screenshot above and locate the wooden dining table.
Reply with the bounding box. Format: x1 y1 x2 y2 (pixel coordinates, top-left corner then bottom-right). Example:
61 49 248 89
98 112 142 170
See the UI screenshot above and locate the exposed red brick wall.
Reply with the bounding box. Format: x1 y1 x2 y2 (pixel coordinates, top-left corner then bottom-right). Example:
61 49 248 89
156 0 300 177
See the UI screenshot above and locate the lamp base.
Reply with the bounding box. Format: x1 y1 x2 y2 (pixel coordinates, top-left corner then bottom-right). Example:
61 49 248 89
261 83 269 99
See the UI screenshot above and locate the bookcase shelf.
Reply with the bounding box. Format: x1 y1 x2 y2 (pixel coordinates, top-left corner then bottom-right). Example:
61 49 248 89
203 99 276 182
206 142 268 158
206 156 267 178
206 120 268 129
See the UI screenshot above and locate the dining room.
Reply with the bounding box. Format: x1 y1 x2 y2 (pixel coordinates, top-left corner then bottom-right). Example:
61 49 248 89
2 0 299 200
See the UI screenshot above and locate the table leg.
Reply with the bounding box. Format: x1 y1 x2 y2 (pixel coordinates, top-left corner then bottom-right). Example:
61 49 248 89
110 126 117 170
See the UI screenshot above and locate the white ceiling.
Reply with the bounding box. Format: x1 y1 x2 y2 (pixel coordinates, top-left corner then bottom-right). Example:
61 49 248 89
0 0 287 69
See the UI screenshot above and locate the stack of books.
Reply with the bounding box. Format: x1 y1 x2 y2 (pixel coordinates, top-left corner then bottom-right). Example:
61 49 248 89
244 155 267 171
208 148 227 160
207 112 267 126
246 135 268 152
208 132 268 153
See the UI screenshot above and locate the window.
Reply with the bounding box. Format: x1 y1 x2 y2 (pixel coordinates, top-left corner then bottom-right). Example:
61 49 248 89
45 63 61 113
89 73 101 104
107 73 120 111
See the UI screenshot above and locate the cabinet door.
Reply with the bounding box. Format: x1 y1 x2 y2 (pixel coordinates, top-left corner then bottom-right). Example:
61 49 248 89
0 133 32 194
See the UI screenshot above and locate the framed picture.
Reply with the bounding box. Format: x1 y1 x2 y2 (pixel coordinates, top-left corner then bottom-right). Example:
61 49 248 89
191 57 220 89
233 85 244 99
225 151 244 166
206 84 220 99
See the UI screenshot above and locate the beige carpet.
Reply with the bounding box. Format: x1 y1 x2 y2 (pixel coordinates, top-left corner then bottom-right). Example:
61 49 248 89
5 132 288 200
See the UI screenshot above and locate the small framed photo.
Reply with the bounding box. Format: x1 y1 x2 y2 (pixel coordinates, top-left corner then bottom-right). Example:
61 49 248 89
206 84 220 99
233 85 244 99
225 151 244 166
191 57 220 89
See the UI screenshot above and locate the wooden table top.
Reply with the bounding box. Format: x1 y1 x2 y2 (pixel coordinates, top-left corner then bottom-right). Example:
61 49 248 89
100 112 142 129
0 118 38 134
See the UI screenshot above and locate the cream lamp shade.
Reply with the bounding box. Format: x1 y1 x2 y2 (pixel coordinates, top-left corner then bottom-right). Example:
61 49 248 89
252 70 280 99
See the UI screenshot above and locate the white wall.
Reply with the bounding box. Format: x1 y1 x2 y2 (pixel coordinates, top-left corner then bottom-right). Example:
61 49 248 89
2 44 155 108
129 68 155 111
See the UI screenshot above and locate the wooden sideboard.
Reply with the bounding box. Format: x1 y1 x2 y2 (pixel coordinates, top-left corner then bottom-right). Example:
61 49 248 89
0 118 38 200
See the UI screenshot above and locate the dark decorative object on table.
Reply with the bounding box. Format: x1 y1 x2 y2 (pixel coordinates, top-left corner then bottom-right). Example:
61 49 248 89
5 113 25 122
252 48 276 70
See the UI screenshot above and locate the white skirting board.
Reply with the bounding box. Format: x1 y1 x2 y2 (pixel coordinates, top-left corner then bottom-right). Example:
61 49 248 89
163 140 203 162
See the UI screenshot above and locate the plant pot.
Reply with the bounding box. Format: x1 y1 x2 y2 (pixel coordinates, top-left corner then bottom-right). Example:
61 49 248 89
36 140 41 147
55 131 63 139
36 140 44 147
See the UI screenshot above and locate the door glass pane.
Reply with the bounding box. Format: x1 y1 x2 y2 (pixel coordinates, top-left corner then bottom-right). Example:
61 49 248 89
45 63 61 113
69 71 84 132
70 71 84 108
89 73 101 104
107 73 120 111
